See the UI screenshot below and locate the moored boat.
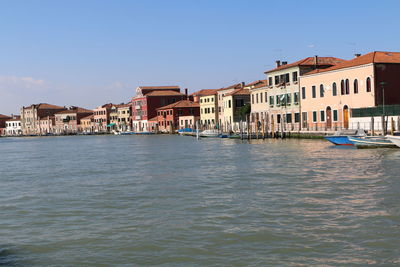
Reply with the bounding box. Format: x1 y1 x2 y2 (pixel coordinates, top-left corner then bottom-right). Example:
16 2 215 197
385 135 400 148
347 136 398 148
324 129 366 146
199 129 220 138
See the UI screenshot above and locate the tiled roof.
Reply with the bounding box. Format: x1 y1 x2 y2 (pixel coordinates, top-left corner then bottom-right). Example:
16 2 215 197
138 86 180 90
157 100 199 110
6 118 21 122
81 114 94 120
245 79 268 89
25 103 65 110
0 114 12 119
191 89 219 96
55 107 93 115
226 88 250 96
146 90 185 96
39 116 55 120
304 51 400 75
264 57 345 73
217 83 243 91
148 117 158 121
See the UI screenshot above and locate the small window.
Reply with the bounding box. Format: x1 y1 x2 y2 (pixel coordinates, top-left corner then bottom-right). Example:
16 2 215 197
256 94 259 104
269 96 274 105
354 79 358 94
312 111 317 122
265 92 268 102
312 86 316 98
252 94 254 104
332 82 337 96
274 76 279 85
286 113 292 123
260 93 263 103
320 84 324 97
294 113 300 123
345 79 350 94
268 77 273 86
333 110 338 121
341 80 345 95
366 77 371 92
302 87 306 99
320 110 325 122
228 100 231 108
292 72 298 82
294 92 299 103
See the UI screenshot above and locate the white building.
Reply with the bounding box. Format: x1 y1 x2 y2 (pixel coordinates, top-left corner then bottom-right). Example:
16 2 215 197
6 118 22 136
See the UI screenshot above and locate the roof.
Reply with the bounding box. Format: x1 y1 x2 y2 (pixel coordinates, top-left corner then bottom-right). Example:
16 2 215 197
226 88 250 97
39 116 55 120
217 83 243 92
146 90 185 96
148 117 158 122
138 86 180 90
304 51 400 75
116 103 131 108
55 107 93 115
245 79 268 89
81 114 94 120
6 118 21 122
0 114 12 119
191 89 219 96
157 100 199 110
24 103 65 110
264 57 345 73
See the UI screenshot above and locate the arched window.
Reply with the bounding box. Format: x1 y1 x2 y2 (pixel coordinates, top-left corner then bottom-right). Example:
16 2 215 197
366 77 371 92
354 79 358 94
320 84 324 97
341 80 345 95
345 79 350 94
332 82 337 96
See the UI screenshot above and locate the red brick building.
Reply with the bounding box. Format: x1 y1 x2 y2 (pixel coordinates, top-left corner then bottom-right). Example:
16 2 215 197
156 100 200 132
0 114 12 135
54 107 93 134
131 86 189 132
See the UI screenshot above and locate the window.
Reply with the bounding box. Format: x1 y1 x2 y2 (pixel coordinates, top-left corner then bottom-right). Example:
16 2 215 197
320 110 325 122
286 113 292 123
276 95 281 106
274 76 279 85
345 79 350 94
268 77 273 86
354 79 358 94
302 87 306 99
366 77 371 92
286 93 291 104
256 94 259 103
302 112 307 128
228 100 231 108
265 92 268 102
294 92 299 103
332 82 337 96
269 96 274 105
341 80 345 95
320 84 324 97
294 113 300 123
292 72 298 82
260 93 263 103
285 73 290 83
252 94 254 104
333 110 338 121
312 111 317 122
212 107 214 113
312 86 316 98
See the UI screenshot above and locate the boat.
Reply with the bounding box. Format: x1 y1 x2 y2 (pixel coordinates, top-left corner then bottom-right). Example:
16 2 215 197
324 129 366 145
385 135 400 148
347 136 398 148
178 128 195 136
199 129 220 138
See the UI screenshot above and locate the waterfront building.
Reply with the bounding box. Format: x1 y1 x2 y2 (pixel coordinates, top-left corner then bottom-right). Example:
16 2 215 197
93 103 113 133
179 115 200 129
39 116 55 135
131 86 187 132
5 116 22 136
0 114 12 135
248 80 269 125
116 104 132 132
217 83 243 130
156 100 200 132
109 104 120 132
222 87 251 131
191 89 220 103
264 57 345 132
80 114 95 133
199 89 219 128
20 103 66 135
300 51 400 131
54 107 93 134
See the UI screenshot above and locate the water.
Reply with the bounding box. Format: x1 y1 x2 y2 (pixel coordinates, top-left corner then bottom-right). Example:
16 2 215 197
1 135 400 266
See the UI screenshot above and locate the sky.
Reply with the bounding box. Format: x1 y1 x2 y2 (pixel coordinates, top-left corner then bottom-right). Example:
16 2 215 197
0 0 399 115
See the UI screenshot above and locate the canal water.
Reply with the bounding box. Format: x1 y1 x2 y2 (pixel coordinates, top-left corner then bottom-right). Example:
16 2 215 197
1 135 400 266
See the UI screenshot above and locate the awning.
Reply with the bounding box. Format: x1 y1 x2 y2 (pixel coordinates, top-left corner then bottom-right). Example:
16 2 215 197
107 123 116 127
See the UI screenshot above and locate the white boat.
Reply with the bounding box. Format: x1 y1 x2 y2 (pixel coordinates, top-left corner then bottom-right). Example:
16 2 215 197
385 135 400 148
199 129 220 138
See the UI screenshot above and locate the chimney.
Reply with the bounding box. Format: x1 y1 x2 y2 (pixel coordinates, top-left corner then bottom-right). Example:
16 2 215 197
354 53 361 58
241 82 245 88
276 60 281 68
185 88 188 95
314 55 319 69
282 61 288 65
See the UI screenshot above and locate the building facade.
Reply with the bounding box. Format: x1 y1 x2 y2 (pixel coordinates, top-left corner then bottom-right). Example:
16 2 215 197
54 107 93 134
217 83 242 129
223 88 251 131
156 100 200 132
20 103 66 135
93 104 113 133
5 118 22 136
199 90 219 128
117 104 132 132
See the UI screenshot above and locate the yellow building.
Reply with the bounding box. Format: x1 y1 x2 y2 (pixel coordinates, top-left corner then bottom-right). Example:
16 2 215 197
223 88 251 131
199 89 218 127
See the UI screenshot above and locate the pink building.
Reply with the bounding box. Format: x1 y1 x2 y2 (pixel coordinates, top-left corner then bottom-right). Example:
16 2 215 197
54 107 93 134
93 103 113 133
39 116 55 135
299 51 400 130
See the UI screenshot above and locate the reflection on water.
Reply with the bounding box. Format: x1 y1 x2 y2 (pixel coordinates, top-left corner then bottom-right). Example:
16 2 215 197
0 136 400 266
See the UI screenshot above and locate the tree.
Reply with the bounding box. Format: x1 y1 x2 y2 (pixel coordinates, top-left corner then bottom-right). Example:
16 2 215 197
235 103 251 121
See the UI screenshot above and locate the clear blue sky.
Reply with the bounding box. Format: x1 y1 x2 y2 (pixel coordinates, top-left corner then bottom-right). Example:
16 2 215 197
1 0 399 114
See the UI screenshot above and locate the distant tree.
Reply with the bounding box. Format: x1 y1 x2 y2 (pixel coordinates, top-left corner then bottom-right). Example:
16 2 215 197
235 104 251 121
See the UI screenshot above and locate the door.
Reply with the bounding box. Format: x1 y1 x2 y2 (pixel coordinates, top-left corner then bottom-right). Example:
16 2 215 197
326 107 332 129
343 106 349 129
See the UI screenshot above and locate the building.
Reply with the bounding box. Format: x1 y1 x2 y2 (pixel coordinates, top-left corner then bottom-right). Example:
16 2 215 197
191 89 221 103
264 57 345 132
54 107 93 134
5 116 22 136
81 114 95 133
199 89 219 128
131 86 187 132
156 100 200 132
20 103 66 135
249 80 269 128
39 116 55 135
299 51 400 131
93 103 113 133
179 115 200 130
0 114 13 135
109 104 120 132
217 83 243 129
116 104 132 132
223 87 251 131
